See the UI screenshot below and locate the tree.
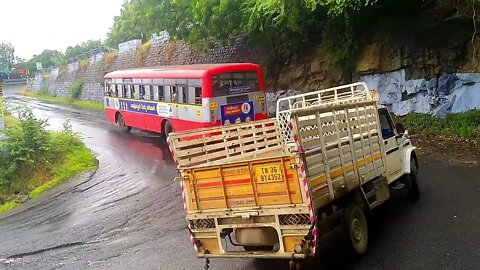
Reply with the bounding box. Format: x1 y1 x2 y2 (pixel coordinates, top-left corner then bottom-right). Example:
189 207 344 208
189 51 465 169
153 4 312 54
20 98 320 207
104 0 375 79
106 0 173 47
64 40 103 61
0 43 17 72
15 50 64 75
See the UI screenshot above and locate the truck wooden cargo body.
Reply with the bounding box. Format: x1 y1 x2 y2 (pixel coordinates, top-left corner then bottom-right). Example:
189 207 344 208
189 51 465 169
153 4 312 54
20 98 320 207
168 82 419 266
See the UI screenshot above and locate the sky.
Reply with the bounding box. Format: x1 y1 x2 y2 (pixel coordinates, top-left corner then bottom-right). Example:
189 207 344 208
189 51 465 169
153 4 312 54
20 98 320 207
0 0 125 60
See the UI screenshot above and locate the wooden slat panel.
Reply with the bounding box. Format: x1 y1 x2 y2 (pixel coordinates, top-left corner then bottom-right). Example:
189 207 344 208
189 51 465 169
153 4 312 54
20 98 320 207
297 117 317 127
307 163 325 177
319 115 335 123
300 128 320 138
302 137 321 150
320 124 337 134
170 119 286 167
323 133 338 144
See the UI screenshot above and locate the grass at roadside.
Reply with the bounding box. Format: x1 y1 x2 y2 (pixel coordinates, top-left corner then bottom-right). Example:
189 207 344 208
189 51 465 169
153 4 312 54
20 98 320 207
0 202 19 213
393 110 479 165
3 114 19 127
19 89 104 111
393 110 480 141
29 136 97 198
0 110 98 213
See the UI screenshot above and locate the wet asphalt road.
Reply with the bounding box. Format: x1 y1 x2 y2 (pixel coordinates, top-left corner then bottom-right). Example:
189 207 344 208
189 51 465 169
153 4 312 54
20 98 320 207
0 85 479 270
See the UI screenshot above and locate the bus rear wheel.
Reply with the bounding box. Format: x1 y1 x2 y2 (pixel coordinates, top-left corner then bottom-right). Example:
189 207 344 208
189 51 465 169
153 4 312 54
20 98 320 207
116 113 131 133
163 121 173 138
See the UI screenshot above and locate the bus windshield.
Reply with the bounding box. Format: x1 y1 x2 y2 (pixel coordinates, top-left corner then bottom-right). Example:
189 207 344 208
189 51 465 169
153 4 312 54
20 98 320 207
211 72 259 97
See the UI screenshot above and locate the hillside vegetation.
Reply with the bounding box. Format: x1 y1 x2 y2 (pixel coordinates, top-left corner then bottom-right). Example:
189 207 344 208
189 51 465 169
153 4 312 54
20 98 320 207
107 0 479 78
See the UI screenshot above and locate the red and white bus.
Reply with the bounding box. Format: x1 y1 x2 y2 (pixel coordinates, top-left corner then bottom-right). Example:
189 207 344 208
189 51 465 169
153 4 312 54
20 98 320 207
103 63 268 135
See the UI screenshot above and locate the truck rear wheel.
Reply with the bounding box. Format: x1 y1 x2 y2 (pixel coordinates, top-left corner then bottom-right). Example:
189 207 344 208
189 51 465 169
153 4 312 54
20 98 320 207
344 204 368 256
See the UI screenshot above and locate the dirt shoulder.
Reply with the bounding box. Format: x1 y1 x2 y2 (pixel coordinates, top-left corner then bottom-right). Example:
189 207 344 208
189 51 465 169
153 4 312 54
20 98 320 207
411 134 479 167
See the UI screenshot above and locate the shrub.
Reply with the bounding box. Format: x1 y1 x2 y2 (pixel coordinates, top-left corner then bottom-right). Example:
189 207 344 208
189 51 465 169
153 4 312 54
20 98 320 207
0 108 53 189
103 51 118 68
0 110 97 210
136 40 151 65
79 59 90 70
68 79 84 99
0 109 88 189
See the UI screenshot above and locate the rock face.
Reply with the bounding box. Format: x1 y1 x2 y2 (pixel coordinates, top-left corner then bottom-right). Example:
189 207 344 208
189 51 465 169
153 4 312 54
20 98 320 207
361 70 480 116
266 89 300 115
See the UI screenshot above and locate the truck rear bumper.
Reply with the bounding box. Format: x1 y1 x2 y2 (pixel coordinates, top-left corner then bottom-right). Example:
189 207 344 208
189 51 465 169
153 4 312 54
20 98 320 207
198 252 307 260
189 206 314 259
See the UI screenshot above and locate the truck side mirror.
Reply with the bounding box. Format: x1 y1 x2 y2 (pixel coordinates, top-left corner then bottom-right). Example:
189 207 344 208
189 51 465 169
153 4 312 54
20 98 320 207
395 123 406 135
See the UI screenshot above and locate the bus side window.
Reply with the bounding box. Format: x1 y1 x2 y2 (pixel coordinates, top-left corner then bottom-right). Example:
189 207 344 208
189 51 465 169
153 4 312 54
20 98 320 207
134 84 140 99
121 85 127 98
129 85 134 99
144 85 151 100
163 86 169 101
195 87 202 105
181 86 188 104
153 86 159 101
165 86 177 103
138 85 146 99
158 86 164 101
105 82 110 96
172 86 178 103
187 86 201 105
114 84 119 97
126 85 132 98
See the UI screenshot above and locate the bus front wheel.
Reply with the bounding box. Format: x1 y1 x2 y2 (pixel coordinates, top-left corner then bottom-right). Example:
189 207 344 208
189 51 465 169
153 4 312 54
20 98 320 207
116 113 132 133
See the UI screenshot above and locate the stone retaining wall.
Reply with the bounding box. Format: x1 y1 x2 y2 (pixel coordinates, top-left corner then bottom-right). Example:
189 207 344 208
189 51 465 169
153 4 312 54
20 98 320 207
31 36 480 116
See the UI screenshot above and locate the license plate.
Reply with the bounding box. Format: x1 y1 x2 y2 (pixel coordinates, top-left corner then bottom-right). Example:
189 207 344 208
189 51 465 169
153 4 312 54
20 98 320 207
255 164 282 183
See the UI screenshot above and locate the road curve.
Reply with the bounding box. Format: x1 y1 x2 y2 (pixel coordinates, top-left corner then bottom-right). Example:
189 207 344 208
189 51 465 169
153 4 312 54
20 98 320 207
0 86 479 270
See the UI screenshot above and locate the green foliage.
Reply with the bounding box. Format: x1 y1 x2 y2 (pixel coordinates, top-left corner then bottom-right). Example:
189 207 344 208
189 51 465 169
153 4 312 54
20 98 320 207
20 89 104 111
0 108 52 189
0 202 18 214
0 43 18 71
136 40 151 65
321 13 357 70
0 112 97 212
17 50 64 73
38 84 50 96
30 142 97 198
68 80 84 99
17 40 102 74
105 0 376 79
393 110 480 140
106 0 168 47
318 0 373 16
65 40 103 60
